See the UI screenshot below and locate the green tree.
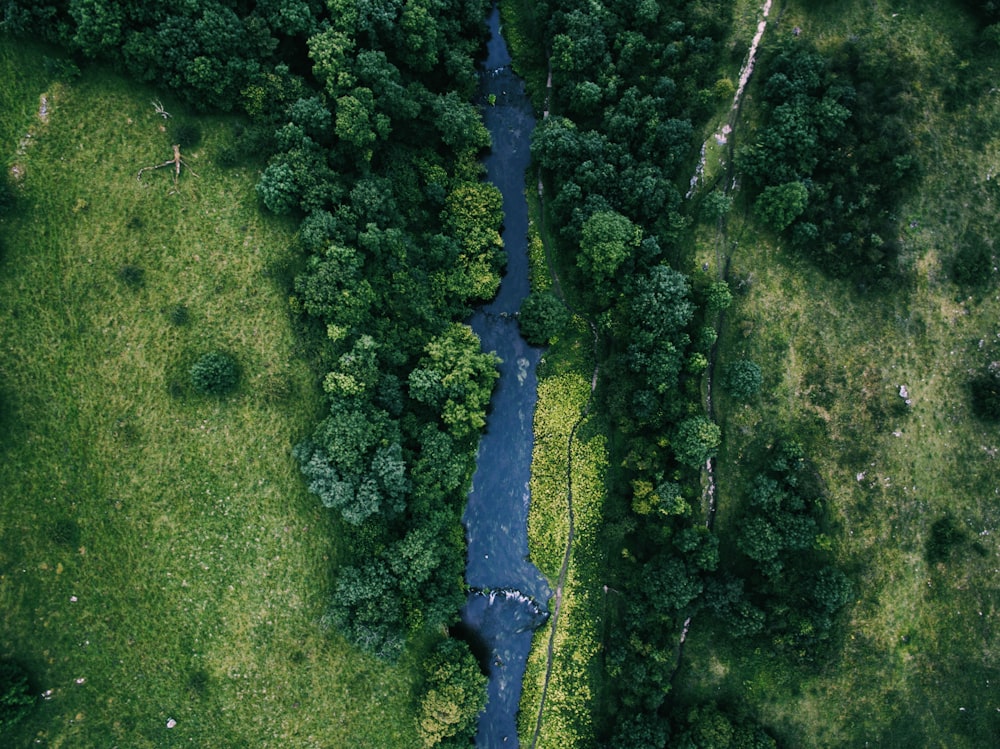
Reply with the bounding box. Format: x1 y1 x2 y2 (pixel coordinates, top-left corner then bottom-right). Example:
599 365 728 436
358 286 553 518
705 281 733 312
755 181 809 232
578 209 642 304
190 351 240 395
518 291 571 346
408 324 499 441
672 416 721 469
416 639 487 748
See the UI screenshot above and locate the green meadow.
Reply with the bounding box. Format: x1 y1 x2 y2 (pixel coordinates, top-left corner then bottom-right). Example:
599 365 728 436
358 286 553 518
0 40 419 747
681 0 1000 745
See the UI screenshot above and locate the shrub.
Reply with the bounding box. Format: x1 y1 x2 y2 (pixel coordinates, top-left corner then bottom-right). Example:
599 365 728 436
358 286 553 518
118 264 145 289
167 303 190 326
722 359 762 401
518 291 570 346
190 351 240 395
0 661 34 733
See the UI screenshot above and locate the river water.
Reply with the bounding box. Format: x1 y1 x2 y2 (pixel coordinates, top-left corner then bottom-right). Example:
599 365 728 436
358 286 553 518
459 5 551 747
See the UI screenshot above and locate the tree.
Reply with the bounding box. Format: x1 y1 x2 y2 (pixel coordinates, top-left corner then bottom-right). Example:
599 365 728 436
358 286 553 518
0 661 34 733
517 291 571 346
190 351 240 395
672 416 721 469
327 559 406 660
408 324 499 441
295 398 406 525
754 181 809 232
704 281 733 313
416 638 487 748
577 209 641 304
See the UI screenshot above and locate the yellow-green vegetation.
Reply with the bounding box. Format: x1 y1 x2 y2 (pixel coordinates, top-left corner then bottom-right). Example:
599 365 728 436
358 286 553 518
681 0 1000 745
521 370 607 749
518 179 608 746
0 40 420 747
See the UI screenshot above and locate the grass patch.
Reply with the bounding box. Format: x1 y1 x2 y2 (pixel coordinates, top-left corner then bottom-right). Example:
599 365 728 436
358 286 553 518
678 1 1000 745
0 39 422 747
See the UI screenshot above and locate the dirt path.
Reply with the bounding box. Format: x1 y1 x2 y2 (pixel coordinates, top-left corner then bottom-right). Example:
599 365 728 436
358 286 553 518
528 0 781 729
525 58 601 749
672 0 782 678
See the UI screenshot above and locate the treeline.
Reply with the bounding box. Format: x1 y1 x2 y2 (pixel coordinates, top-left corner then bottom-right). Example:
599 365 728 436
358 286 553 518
515 0 860 745
2 1 504 745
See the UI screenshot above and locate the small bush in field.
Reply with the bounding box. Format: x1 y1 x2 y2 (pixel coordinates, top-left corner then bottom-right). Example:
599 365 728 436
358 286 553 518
190 351 240 395
118 264 145 289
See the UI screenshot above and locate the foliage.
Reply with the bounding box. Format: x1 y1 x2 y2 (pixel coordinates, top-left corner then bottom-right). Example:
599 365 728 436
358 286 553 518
518 290 570 346
190 351 240 395
672 416 722 469
0 662 34 733
408 324 500 442
416 639 487 748
738 39 917 278
722 359 762 401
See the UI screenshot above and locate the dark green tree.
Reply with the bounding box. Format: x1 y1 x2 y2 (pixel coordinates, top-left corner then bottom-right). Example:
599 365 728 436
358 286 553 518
416 638 487 748
190 351 240 395
518 291 571 346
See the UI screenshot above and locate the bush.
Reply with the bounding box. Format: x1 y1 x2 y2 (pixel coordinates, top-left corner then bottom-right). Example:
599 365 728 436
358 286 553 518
190 351 240 395
167 303 190 326
0 661 34 733
518 291 571 346
722 359 762 401
118 264 145 289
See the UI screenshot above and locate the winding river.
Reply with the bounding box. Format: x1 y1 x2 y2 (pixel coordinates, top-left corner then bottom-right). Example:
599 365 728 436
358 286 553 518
459 5 550 747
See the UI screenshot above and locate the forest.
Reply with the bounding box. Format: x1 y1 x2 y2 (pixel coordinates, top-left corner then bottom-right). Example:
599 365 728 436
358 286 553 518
2 0 1000 747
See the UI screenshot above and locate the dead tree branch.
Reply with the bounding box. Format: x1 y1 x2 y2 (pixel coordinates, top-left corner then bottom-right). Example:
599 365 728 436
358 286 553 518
136 144 199 186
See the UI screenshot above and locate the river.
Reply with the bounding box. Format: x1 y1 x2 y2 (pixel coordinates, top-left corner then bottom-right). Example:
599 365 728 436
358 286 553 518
459 5 550 747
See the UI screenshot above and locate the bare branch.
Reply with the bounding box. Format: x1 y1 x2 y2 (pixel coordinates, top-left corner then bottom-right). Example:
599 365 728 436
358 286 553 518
151 100 171 119
137 145 199 185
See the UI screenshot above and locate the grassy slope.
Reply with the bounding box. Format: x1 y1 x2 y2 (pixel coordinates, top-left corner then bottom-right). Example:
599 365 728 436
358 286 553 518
681 1 1000 746
0 40 420 748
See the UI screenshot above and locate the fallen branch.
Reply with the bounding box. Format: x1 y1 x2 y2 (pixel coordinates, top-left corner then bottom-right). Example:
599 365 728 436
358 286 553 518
136 144 199 186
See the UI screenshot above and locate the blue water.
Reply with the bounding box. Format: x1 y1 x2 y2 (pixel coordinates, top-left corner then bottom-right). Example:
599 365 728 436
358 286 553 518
460 6 551 747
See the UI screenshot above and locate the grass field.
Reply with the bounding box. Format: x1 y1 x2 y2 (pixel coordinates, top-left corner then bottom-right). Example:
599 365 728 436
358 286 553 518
679 1 1000 745
0 39 421 747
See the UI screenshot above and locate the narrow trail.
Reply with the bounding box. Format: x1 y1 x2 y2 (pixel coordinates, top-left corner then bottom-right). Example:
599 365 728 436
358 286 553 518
527 0 783 732
672 0 782 675
526 59 600 749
